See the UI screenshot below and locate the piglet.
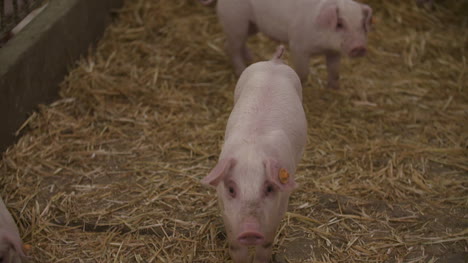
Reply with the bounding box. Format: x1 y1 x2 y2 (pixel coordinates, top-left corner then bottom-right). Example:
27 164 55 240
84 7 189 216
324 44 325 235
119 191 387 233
202 0 372 89
1 1 48 45
202 46 307 263
0 196 26 263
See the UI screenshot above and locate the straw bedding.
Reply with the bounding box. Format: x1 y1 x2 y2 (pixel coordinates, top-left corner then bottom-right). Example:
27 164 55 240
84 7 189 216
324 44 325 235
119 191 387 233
1 0 467 262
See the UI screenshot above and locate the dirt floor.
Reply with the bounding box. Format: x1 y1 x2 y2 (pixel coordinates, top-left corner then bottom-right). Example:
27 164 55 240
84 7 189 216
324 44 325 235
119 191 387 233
1 0 467 262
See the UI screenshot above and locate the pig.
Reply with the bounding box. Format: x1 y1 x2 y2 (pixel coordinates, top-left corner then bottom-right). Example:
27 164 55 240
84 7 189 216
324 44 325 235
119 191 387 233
1 1 48 45
1 0 25 16
199 0 373 89
201 46 307 263
1 0 26 40
0 196 26 263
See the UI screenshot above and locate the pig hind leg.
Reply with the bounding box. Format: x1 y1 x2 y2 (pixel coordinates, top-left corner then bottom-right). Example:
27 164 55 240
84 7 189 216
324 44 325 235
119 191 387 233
290 44 311 83
242 21 258 63
218 5 251 76
223 23 250 76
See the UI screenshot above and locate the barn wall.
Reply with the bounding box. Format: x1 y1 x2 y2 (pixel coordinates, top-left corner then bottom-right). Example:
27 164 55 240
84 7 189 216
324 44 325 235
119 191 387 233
0 0 124 152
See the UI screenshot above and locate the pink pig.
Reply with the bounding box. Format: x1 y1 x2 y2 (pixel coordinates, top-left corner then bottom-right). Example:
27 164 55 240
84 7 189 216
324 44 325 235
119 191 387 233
202 46 307 263
0 197 26 263
200 0 373 89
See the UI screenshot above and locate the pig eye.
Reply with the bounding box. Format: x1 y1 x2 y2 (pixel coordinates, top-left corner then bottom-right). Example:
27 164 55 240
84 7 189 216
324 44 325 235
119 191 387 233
336 19 344 30
228 186 236 198
225 180 237 198
267 186 274 193
265 184 275 196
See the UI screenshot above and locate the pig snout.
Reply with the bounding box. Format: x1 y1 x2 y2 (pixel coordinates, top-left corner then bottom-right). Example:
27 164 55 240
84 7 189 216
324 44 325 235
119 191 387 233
346 38 367 58
349 45 367 57
237 220 265 246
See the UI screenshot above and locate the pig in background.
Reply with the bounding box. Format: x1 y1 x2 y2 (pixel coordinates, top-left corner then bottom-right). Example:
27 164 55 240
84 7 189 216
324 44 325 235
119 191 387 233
201 46 307 263
0 0 48 46
0 196 26 263
199 0 373 90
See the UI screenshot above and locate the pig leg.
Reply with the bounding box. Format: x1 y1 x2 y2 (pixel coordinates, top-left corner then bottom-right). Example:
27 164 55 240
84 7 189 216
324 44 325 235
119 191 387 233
229 244 249 263
224 29 250 76
242 22 258 63
326 53 341 89
218 4 251 76
290 46 311 83
242 45 253 64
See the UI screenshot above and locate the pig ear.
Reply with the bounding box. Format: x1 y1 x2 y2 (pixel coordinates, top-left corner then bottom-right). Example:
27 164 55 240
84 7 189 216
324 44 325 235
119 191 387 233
264 159 297 192
362 4 373 32
316 4 338 29
1 230 26 258
201 158 236 187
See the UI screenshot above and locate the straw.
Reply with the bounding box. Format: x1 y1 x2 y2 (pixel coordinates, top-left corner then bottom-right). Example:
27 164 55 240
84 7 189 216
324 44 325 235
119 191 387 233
1 0 467 262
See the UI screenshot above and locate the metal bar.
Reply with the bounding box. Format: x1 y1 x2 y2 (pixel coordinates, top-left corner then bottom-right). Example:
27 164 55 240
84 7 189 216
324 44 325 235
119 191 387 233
13 0 18 22
0 0 4 29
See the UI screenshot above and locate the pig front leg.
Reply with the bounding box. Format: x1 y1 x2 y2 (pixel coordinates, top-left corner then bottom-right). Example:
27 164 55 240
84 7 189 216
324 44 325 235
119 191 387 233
326 53 341 89
229 243 249 263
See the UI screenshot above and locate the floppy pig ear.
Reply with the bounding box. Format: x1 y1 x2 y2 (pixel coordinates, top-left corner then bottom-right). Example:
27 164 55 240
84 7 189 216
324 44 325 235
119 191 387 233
316 4 338 28
362 4 373 32
264 159 297 191
201 158 236 187
1 230 26 258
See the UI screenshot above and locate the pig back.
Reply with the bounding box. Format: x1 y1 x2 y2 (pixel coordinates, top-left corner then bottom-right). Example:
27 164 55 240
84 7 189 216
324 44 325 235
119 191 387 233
226 62 307 163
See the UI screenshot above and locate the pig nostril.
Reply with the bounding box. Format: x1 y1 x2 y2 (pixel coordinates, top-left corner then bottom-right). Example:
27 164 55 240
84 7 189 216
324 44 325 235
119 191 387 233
350 47 366 57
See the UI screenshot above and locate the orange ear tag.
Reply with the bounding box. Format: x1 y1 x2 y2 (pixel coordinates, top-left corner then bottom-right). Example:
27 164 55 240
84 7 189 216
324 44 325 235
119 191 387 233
23 244 32 252
279 168 290 184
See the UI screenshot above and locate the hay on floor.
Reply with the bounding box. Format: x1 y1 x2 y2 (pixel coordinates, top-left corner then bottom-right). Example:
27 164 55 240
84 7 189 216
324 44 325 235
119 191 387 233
1 0 467 262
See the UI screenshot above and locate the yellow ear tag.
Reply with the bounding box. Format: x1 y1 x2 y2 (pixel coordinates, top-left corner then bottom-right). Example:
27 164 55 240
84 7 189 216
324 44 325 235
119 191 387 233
279 168 289 184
